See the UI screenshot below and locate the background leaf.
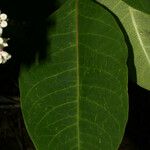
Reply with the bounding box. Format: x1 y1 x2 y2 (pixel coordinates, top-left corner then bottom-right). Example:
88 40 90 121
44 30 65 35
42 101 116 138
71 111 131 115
97 0 150 90
122 0 150 14
20 0 128 149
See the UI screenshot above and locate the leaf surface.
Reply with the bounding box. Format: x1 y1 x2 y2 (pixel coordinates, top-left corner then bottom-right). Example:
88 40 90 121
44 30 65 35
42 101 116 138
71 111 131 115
97 0 150 90
20 0 128 149
122 0 150 14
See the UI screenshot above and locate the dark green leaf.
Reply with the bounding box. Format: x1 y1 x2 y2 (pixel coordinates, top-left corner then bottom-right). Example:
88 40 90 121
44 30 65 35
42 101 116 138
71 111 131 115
20 0 128 149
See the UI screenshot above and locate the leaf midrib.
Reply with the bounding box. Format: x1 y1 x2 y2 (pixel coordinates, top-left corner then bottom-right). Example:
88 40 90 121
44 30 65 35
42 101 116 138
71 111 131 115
75 0 80 149
129 8 150 65
110 0 150 65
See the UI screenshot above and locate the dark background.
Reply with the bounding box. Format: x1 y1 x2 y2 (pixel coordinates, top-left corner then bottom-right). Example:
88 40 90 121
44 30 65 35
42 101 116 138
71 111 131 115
0 1 61 149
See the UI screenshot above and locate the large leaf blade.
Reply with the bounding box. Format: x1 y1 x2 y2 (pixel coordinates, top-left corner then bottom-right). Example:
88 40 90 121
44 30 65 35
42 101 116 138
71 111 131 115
20 0 128 149
97 0 150 90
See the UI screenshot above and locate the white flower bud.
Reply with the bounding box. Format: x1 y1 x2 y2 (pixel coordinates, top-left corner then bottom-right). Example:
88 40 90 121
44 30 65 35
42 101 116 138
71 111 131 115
0 14 7 20
0 37 4 44
3 42 8 47
0 21 8 28
0 12 11 64
0 27 2 35
0 51 11 64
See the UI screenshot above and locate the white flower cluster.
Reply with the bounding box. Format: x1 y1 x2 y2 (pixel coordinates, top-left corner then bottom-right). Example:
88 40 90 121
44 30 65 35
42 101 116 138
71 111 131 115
0 11 11 64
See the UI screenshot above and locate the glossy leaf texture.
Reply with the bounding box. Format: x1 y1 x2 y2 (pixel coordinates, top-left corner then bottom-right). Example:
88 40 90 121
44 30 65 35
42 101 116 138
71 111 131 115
20 0 128 149
97 0 150 90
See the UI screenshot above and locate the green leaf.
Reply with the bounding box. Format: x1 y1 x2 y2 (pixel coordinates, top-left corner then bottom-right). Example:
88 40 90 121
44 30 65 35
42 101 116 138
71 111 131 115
20 0 128 149
122 0 150 14
96 0 150 90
